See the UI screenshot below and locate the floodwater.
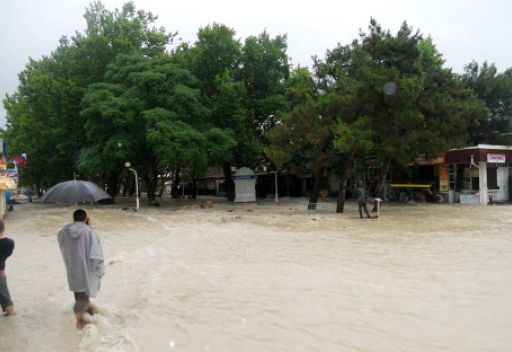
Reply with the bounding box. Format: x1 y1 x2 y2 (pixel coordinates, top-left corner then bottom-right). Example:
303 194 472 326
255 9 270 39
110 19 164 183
0 198 511 352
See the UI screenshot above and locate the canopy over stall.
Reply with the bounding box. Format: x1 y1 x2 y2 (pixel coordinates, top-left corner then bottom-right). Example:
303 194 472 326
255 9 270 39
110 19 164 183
0 175 17 219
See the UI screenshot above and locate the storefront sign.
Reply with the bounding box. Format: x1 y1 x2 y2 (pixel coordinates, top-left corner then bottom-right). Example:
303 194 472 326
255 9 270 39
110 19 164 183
439 177 449 192
439 165 449 192
414 153 445 166
231 175 256 180
487 153 506 163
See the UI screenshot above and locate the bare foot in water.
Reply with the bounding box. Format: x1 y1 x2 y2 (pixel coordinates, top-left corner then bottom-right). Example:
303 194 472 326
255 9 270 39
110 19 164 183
75 314 90 329
4 305 15 316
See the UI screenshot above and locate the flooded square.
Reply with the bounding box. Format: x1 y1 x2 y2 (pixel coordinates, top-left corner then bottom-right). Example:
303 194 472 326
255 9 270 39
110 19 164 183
0 199 511 351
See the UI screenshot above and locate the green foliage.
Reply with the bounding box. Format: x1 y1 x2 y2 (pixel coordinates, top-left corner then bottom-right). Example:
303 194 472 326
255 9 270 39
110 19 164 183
189 23 241 98
239 31 290 134
462 61 512 144
333 116 373 153
313 19 485 171
268 18 489 203
183 24 290 170
265 68 334 171
4 1 172 188
80 53 206 200
84 1 173 58
4 53 86 186
4 5 507 202
146 112 207 173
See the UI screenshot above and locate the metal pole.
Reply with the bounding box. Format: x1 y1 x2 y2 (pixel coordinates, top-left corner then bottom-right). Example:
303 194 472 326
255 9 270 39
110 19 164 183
129 168 139 211
275 168 281 203
13 160 18 179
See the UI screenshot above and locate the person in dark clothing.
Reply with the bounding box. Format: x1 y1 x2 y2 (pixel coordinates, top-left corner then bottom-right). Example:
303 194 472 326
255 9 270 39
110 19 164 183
355 181 376 219
0 219 15 315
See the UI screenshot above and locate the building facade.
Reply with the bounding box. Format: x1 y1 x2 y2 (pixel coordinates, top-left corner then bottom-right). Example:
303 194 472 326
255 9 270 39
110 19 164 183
445 145 512 204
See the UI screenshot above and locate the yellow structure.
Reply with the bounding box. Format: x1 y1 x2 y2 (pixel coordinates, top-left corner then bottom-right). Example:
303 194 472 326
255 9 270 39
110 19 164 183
390 183 434 197
0 174 17 219
390 183 433 188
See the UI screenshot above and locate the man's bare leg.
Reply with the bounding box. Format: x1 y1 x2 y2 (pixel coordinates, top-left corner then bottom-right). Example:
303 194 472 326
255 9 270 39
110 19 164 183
74 292 91 328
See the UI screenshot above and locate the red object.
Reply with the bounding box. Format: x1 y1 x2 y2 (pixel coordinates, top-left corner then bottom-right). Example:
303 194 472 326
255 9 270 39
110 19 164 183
13 155 27 165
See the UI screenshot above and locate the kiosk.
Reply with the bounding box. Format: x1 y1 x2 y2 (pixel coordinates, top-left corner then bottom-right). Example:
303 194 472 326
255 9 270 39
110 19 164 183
445 145 512 204
233 167 257 203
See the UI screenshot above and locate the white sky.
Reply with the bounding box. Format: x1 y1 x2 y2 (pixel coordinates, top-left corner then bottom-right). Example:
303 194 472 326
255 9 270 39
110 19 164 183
1 0 512 127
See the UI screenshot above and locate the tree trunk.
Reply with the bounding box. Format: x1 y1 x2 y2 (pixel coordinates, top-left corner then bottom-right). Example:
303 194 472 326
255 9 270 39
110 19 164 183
371 155 393 211
190 170 197 200
122 175 133 196
106 171 118 200
336 150 356 213
223 163 235 201
158 177 165 198
145 177 156 205
158 171 168 198
171 168 181 199
308 167 325 210
145 168 159 206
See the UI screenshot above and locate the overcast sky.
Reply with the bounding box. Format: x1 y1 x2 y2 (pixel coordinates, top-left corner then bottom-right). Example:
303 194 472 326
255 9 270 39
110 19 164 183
1 0 512 128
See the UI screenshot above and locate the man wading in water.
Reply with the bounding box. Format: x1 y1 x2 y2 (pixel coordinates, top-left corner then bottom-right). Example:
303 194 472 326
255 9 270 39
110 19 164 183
355 181 377 219
58 209 104 328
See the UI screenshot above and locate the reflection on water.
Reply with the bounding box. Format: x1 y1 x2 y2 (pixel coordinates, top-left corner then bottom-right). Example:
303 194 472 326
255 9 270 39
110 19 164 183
1 199 511 351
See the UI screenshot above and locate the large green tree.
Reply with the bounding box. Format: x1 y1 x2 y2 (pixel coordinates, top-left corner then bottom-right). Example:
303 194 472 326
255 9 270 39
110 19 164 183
4 51 86 190
268 20 488 212
316 21 486 199
265 67 336 209
175 24 245 200
177 24 290 200
80 53 206 204
4 1 173 196
310 21 426 209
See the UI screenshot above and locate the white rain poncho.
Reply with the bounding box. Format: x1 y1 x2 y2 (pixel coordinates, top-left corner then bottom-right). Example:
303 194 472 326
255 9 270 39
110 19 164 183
57 222 104 297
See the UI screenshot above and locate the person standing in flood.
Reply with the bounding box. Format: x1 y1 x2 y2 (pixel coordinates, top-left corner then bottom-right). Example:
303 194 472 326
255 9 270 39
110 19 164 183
0 219 15 316
58 209 104 329
355 181 376 219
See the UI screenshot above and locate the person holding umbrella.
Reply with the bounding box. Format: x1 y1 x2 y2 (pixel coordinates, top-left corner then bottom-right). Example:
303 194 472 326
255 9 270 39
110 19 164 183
58 209 104 328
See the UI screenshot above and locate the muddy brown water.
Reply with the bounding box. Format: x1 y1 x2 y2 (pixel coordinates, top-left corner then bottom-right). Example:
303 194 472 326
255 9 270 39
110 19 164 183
0 198 511 351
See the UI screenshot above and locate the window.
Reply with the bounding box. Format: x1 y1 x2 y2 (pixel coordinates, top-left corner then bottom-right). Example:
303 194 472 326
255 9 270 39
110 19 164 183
487 167 498 189
472 177 480 191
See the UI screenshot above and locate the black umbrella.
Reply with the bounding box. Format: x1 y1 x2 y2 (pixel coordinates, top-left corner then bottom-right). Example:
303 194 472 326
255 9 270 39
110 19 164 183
42 180 111 204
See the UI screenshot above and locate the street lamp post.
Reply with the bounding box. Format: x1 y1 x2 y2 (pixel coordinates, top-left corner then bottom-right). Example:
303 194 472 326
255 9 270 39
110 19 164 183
275 167 281 203
125 162 139 211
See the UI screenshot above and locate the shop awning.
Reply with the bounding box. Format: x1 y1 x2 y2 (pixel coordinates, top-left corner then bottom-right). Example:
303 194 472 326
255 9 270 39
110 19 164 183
0 176 17 190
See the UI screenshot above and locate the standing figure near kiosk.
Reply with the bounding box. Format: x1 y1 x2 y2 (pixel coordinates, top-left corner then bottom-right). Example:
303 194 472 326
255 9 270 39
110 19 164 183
355 181 377 219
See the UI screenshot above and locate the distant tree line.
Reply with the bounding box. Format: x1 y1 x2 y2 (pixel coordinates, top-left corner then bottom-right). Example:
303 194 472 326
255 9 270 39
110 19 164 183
3 3 512 209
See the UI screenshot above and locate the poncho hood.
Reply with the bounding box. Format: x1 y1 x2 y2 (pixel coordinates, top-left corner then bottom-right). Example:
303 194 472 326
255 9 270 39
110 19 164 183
62 222 89 239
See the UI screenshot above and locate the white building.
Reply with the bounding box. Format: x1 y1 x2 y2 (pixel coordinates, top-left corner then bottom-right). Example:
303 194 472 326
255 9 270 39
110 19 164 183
445 145 512 204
